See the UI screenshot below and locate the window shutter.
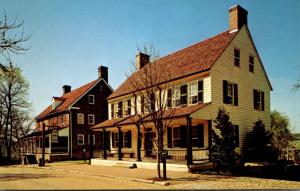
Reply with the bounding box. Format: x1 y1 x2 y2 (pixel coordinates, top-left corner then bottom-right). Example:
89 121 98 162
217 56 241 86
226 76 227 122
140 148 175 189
167 89 172 108
234 83 238 106
167 127 173 148
180 126 187 148
261 92 265 111
223 80 228 104
198 125 204 147
127 131 132 148
106 131 110 150
198 81 203 102
111 132 115 147
180 85 187 105
119 131 123 148
253 90 257 109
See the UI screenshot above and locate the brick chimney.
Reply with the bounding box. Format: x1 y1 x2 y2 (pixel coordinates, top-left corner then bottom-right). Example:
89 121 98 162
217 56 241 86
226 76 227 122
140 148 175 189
136 52 150 70
98 66 108 82
62 85 71 95
229 4 248 32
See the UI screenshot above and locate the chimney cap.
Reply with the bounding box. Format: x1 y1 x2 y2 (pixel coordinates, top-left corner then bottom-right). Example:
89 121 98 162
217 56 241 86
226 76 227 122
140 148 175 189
229 4 248 13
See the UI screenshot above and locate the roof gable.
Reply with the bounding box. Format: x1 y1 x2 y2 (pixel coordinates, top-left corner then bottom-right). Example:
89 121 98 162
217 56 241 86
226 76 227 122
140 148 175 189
108 30 237 100
36 79 101 120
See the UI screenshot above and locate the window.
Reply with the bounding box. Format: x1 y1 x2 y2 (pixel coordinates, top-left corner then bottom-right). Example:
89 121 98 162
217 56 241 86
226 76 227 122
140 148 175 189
124 131 132 148
111 104 114 119
114 103 118 118
141 96 145 114
88 114 95 125
172 87 180 107
77 113 84 124
167 89 172 108
88 94 95 104
123 99 131 116
223 80 238 106
88 134 95 145
233 125 239 147
188 81 198 105
180 84 188 106
234 49 240 67
173 127 181 147
249 56 254 73
253 89 265 111
111 132 119 148
192 125 204 147
77 134 84 145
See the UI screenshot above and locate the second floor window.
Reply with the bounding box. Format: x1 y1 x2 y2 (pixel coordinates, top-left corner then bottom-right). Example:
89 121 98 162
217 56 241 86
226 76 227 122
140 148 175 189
234 49 240 67
172 87 180 107
223 80 238 106
249 56 254 73
253 89 265 111
88 114 95 125
188 80 203 105
77 113 84 124
88 95 95 104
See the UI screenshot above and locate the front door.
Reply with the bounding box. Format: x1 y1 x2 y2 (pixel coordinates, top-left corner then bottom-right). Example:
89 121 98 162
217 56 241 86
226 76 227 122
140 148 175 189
144 130 155 157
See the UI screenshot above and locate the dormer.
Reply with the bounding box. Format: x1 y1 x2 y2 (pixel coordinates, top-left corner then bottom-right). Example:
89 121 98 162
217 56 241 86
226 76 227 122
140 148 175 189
52 97 65 110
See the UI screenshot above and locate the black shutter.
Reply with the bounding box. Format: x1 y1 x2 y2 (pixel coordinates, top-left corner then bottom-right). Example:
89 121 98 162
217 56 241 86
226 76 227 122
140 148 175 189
234 83 238 106
180 126 187 148
198 125 204 148
223 80 228 104
167 127 173 148
167 89 172 108
253 90 257 109
198 81 203 102
119 131 123 148
261 91 265 111
127 131 132 148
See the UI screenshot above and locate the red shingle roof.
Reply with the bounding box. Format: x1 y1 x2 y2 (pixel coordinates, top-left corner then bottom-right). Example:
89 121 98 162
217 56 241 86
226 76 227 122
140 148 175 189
35 79 100 120
108 30 237 100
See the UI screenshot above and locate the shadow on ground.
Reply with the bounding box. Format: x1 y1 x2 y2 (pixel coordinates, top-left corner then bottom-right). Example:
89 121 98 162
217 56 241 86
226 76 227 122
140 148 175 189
0 173 61 181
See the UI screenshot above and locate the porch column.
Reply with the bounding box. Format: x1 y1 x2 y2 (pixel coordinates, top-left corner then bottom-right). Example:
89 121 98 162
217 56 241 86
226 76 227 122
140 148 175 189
41 123 45 166
186 116 192 166
208 120 212 161
136 124 142 161
118 127 122 160
102 128 107 159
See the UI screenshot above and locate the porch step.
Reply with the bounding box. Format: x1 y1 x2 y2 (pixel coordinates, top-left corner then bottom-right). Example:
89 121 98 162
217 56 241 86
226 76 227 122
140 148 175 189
190 162 213 172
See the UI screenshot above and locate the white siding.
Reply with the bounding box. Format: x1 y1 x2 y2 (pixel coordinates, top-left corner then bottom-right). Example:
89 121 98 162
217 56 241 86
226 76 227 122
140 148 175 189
203 76 212 103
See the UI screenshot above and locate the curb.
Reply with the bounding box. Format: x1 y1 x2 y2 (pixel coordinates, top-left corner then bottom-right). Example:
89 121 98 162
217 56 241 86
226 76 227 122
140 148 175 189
36 166 170 186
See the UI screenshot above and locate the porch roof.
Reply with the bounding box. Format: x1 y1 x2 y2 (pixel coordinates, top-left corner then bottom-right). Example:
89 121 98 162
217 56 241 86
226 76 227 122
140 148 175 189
22 129 51 139
91 102 210 130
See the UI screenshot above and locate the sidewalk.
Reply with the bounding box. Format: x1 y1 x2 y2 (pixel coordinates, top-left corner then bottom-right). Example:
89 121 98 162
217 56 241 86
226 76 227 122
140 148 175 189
37 160 201 186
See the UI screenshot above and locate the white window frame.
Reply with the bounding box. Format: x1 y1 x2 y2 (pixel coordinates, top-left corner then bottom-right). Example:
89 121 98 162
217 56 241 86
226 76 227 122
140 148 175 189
88 94 95 104
172 86 181 108
114 103 118 118
77 113 84 125
227 82 234 105
188 81 198 105
77 134 84 145
88 114 95 125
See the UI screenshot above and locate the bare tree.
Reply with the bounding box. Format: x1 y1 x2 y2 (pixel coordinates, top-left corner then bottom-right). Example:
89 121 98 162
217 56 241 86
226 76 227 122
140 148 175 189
0 62 32 162
126 45 176 179
0 12 30 57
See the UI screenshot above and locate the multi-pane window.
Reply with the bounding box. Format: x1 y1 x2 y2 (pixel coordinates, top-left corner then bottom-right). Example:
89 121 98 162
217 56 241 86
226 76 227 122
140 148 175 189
77 113 84 124
173 127 181 147
77 134 84 145
124 131 132 148
234 49 240 67
172 87 180 107
191 125 204 147
253 89 265 111
141 96 145 114
88 114 95 125
114 103 118 118
112 132 119 148
223 80 238 106
111 104 114 119
88 94 95 104
180 84 188 106
123 99 131 116
188 81 198 105
249 56 254 73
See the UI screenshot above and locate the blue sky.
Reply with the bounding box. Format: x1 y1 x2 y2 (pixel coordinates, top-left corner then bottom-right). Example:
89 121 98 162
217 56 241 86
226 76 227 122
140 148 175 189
1 0 299 132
